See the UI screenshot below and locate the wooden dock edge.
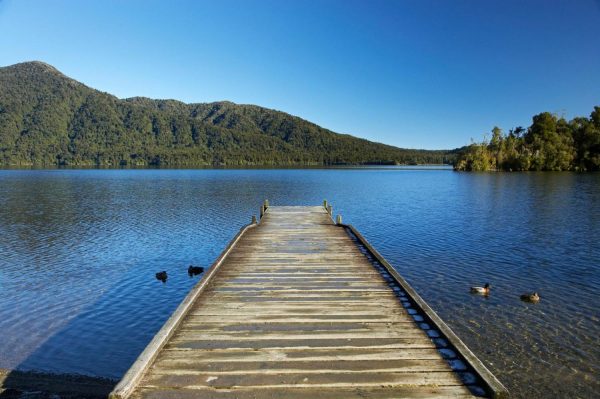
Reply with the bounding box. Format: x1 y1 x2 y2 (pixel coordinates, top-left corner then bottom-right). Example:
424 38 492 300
338 221 510 399
108 217 262 399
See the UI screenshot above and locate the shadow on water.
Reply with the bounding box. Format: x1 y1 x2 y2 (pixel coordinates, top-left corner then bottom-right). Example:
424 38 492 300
0 278 129 398
0 263 209 398
0 370 114 398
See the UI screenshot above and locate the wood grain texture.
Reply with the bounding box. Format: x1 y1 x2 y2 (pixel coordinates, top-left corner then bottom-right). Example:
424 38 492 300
127 206 478 398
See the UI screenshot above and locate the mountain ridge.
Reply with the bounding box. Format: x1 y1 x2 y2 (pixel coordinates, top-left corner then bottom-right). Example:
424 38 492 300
0 61 456 166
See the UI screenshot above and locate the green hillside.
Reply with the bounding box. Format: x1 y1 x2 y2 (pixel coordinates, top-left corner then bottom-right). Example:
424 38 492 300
0 61 453 167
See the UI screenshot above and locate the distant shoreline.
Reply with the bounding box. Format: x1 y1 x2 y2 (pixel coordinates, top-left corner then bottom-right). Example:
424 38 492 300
0 164 453 171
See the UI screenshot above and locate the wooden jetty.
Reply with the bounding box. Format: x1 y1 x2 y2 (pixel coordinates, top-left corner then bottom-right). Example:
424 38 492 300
110 202 508 399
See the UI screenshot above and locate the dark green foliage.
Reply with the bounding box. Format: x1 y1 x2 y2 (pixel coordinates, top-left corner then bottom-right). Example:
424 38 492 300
454 108 600 172
0 62 453 166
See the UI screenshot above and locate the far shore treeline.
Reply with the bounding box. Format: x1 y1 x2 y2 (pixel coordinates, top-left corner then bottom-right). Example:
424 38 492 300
2 62 598 171
0 62 453 167
454 106 600 172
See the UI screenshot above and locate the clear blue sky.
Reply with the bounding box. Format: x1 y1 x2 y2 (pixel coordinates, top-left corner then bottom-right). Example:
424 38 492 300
1 0 599 149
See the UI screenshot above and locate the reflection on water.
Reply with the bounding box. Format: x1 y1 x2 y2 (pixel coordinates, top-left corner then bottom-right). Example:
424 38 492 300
0 168 598 397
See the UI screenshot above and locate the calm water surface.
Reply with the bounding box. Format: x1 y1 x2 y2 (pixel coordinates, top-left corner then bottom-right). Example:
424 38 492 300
0 168 598 398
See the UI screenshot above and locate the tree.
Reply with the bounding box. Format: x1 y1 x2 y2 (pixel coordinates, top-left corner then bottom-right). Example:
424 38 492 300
455 107 599 172
525 112 574 171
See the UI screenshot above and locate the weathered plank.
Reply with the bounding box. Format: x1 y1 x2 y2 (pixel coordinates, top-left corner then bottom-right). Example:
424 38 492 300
158 348 445 361
140 371 466 388
111 205 507 399
131 386 475 399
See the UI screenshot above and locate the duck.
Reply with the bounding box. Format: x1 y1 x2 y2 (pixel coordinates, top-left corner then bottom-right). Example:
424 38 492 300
520 292 540 303
155 271 167 282
188 265 204 276
470 283 490 295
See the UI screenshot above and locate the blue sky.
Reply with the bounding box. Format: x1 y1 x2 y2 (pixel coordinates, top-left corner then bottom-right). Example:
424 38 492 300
1 0 599 149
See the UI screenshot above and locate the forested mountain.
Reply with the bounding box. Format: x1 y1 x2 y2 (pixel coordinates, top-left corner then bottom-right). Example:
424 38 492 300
454 107 600 171
0 61 453 166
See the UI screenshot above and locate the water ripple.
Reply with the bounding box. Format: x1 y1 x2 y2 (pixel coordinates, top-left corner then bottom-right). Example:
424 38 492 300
0 168 598 397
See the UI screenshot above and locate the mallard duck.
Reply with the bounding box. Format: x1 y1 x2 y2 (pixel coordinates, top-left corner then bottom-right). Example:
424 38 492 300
520 292 540 303
188 265 204 276
155 271 167 282
470 283 490 295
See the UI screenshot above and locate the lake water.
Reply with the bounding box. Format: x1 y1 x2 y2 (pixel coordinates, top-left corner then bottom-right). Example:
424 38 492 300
0 168 598 398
